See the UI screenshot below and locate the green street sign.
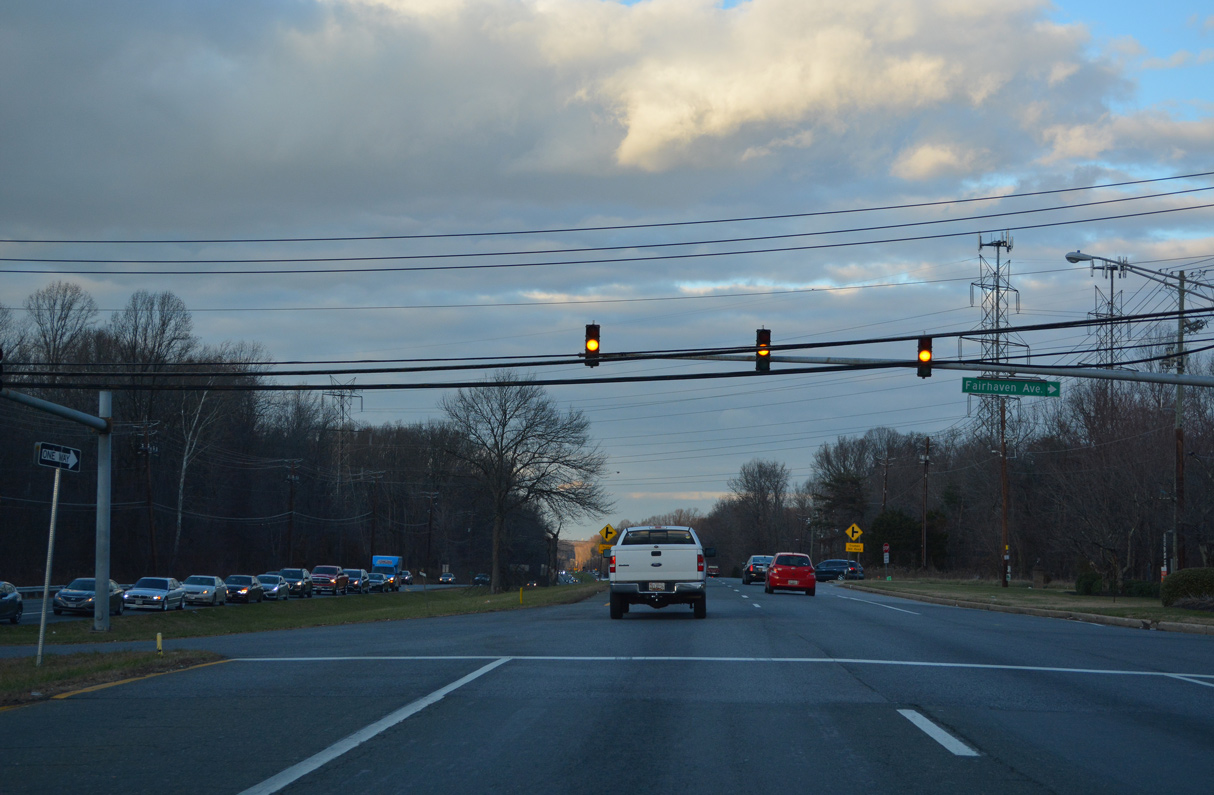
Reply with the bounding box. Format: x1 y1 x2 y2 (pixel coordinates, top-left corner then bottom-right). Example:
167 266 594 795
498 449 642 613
962 378 1061 397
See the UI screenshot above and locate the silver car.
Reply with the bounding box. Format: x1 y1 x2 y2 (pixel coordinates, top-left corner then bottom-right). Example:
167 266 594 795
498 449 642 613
257 574 290 600
182 575 227 606
123 577 187 611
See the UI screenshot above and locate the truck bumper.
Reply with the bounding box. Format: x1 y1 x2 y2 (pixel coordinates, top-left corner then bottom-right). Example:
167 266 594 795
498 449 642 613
611 581 704 608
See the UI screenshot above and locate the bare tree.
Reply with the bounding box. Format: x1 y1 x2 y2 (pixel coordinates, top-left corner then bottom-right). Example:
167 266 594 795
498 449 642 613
23 281 97 366
728 459 790 551
441 372 613 593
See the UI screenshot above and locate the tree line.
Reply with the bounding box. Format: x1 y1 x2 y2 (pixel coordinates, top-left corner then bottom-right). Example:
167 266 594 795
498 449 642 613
620 357 1214 590
1 282 610 592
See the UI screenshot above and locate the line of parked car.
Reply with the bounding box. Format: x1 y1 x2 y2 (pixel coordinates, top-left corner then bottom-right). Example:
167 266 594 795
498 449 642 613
0 565 425 624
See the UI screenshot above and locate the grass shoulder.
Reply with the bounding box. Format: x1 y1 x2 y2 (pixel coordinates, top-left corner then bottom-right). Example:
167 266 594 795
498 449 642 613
844 577 1214 627
0 582 607 647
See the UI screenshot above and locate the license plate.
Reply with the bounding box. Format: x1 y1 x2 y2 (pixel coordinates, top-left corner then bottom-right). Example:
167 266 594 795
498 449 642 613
648 582 665 591
788 580 799 586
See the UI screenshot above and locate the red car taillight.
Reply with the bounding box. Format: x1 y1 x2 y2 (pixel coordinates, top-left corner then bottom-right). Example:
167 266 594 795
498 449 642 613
608 555 616 574
697 554 705 573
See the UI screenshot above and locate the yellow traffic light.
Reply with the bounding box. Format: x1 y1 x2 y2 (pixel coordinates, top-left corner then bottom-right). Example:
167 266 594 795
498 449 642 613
917 336 932 378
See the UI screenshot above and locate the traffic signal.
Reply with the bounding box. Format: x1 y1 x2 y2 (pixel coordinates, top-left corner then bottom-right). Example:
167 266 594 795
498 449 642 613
756 328 771 373
916 336 932 378
584 324 600 367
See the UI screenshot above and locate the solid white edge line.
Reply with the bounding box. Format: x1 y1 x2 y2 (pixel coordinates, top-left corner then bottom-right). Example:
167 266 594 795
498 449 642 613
898 709 980 757
833 594 920 615
236 657 510 795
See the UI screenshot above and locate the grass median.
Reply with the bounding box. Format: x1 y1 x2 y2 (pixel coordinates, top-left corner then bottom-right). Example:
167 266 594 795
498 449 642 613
842 577 1214 627
0 650 225 708
0 582 607 647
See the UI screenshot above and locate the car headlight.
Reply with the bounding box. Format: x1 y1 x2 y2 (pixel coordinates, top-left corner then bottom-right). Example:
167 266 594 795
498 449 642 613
153 595 162 600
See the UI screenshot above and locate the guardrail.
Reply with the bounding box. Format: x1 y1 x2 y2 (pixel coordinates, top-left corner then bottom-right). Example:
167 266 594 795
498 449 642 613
16 584 133 597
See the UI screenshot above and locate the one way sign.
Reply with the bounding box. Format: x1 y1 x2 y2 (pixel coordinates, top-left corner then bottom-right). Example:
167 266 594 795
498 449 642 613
35 442 82 473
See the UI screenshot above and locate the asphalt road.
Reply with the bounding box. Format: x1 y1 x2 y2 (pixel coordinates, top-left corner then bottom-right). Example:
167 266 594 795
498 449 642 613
3 579 1213 794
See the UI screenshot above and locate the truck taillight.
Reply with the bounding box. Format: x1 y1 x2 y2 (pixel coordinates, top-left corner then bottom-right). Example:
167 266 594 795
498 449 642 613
697 554 704 573
609 555 616 574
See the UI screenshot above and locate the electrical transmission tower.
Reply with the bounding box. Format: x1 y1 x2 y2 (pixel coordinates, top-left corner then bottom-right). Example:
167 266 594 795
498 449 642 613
963 232 1028 444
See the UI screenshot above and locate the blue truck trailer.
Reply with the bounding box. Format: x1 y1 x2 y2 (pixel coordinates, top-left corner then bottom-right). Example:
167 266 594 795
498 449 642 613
371 555 403 591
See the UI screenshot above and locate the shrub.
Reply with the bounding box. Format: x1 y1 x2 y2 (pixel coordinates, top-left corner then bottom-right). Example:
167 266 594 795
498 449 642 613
1160 568 1214 607
1075 569 1103 596
1119 579 1159 598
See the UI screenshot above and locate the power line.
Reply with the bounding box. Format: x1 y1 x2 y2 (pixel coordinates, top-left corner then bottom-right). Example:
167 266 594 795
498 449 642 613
4 169 1210 244
3 203 1212 276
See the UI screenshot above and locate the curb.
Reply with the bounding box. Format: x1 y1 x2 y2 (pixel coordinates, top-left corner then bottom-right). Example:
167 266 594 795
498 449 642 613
838 583 1214 636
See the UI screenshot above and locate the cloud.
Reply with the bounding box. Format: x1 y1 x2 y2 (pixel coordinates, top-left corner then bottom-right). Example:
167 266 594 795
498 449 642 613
891 142 986 180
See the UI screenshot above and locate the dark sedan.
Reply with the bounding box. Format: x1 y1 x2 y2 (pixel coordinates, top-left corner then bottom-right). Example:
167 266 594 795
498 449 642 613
472 573 490 587
54 578 125 616
279 567 313 598
1 581 23 624
343 569 371 594
814 559 851 581
224 574 265 603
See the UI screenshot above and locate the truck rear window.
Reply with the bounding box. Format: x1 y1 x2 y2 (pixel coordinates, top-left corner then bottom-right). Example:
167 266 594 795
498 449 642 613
621 529 695 545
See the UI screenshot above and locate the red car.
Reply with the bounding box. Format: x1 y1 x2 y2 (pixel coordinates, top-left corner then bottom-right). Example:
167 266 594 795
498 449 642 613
311 565 349 595
764 553 816 596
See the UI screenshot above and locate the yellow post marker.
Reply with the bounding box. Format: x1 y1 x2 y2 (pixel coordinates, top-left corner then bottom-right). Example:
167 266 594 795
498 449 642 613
156 632 163 657
519 587 523 604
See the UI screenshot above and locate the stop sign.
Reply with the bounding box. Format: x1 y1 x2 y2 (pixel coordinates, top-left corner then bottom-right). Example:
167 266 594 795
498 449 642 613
883 542 890 553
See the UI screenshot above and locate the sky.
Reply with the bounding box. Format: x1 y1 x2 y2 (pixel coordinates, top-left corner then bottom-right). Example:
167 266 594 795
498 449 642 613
2 0 1213 543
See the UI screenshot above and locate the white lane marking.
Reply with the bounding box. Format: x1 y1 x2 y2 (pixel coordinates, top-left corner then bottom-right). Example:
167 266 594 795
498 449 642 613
753 603 761 608
741 595 749 599
236 657 510 795
231 656 1214 684
1167 674 1214 689
898 709 979 757
833 594 920 615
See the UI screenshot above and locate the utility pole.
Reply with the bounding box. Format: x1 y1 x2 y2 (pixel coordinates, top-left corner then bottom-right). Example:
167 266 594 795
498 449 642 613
138 422 159 572
421 491 438 574
920 437 930 568
286 461 299 564
1000 401 1010 587
880 455 894 514
1175 271 1186 571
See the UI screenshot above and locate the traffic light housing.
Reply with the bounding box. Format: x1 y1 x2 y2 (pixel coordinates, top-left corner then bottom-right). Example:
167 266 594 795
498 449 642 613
756 328 771 373
916 336 932 378
584 324 600 367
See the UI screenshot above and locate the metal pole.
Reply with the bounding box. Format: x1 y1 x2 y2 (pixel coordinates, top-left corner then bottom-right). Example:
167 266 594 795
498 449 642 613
36 467 62 667
921 437 930 568
94 391 112 632
1001 399 1010 587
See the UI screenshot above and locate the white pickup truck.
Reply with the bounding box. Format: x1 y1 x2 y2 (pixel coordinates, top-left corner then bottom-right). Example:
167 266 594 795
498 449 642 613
607 525 715 619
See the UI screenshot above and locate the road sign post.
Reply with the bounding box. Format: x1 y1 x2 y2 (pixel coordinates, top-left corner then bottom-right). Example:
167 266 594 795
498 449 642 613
883 542 890 580
34 441 81 667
